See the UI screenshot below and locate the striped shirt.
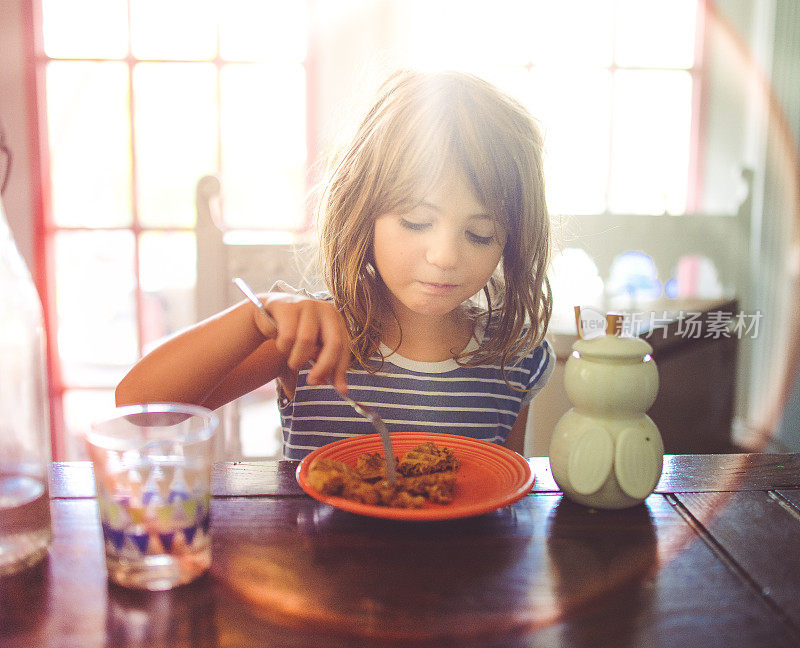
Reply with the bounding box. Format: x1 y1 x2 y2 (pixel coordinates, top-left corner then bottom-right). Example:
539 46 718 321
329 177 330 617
277 335 554 460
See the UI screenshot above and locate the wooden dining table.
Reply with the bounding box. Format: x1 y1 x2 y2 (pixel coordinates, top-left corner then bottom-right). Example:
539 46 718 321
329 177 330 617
1 453 800 648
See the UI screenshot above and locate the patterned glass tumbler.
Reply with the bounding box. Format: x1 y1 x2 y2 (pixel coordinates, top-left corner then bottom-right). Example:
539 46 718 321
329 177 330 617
86 403 218 590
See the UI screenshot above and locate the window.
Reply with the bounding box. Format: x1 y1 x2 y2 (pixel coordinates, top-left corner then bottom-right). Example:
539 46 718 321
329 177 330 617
33 0 704 458
398 0 703 217
36 0 310 458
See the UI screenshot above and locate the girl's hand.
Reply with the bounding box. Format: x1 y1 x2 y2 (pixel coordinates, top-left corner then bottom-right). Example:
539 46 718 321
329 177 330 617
254 292 351 394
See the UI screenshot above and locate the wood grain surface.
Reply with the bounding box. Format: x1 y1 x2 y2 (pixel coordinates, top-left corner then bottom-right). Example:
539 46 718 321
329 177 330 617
2 454 799 647
46 454 800 498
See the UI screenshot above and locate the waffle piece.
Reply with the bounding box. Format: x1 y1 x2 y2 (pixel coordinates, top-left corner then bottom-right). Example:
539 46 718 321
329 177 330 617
397 442 460 476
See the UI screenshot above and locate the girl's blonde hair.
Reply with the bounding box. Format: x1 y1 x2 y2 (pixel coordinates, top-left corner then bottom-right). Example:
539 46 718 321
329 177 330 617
318 70 552 372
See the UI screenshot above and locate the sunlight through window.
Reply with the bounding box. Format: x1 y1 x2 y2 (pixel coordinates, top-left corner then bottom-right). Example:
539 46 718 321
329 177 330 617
38 0 311 456
395 0 700 217
35 0 703 457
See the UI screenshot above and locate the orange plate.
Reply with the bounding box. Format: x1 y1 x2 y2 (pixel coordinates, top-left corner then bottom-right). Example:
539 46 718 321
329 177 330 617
295 432 534 521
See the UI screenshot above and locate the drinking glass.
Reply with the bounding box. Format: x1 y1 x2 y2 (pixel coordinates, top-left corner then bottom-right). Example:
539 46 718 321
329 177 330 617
86 403 218 590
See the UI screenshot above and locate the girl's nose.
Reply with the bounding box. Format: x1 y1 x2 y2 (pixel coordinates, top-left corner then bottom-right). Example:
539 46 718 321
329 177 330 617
425 231 460 269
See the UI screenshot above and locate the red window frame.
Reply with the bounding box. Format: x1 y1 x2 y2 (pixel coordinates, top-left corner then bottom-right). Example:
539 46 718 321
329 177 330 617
24 0 318 459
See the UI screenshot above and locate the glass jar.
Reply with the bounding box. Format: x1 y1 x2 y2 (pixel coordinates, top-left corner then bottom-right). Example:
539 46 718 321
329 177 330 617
0 197 52 575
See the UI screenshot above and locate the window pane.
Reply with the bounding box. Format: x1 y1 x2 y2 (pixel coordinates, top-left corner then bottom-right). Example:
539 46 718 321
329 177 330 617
400 0 614 69
42 0 128 59
62 389 116 460
220 0 308 62
609 70 693 214
130 0 217 60
134 63 218 227
529 0 615 67
401 0 541 68
54 231 138 386
46 62 132 227
528 68 611 215
615 0 697 69
220 64 307 229
138 231 197 351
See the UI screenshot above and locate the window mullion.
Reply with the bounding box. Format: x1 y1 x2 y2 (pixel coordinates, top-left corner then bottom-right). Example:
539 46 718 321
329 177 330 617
127 55 146 359
687 0 709 213
605 1 620 213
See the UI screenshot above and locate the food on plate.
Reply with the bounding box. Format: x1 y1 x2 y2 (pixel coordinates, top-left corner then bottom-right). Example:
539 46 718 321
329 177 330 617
356 451 397 480
397 441 460 476
399 471 458 504
306 442 460 508
305 458 354 495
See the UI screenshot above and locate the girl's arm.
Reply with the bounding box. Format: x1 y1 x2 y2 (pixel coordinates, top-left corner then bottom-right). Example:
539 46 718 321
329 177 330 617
504 405 530 455
115 292 351 409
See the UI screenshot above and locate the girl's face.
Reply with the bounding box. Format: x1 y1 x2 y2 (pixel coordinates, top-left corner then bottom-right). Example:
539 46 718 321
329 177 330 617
373 166 506 320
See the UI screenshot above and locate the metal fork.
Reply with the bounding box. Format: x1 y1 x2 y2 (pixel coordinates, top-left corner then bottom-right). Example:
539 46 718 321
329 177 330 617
233 277 397 485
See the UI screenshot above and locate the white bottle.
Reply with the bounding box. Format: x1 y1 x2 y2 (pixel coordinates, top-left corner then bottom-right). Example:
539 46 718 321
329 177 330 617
548 324 664 509
0 197 52 574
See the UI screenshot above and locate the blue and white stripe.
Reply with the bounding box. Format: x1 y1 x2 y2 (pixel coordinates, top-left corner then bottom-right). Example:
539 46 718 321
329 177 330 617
278 338 554 460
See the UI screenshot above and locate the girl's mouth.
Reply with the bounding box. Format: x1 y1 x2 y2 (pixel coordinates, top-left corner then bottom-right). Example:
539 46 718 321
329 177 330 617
419 281 459 294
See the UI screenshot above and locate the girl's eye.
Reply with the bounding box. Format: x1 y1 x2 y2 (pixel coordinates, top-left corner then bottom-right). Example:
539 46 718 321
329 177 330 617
467 231 494 245
399 218 430 231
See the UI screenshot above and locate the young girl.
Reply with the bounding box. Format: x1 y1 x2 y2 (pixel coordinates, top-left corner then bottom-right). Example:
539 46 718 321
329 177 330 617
116 70 554 458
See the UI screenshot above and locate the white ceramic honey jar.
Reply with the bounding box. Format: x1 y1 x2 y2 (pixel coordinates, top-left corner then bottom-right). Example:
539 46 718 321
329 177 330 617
548 313 664 509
